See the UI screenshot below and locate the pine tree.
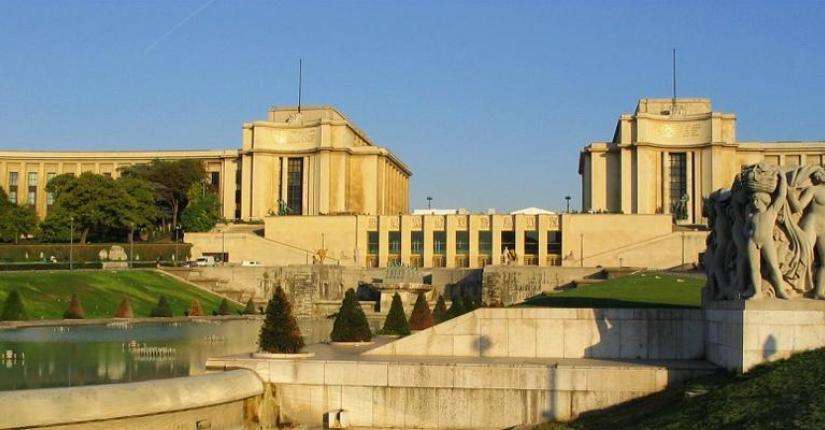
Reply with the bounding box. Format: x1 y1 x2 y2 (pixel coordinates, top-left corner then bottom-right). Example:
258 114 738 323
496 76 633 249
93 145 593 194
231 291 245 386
215 298 231 316
63 293 85 319
433 294 449 324
330 288 372 342
0 289 28 321
408 292 433 330
114 296 134 318
189 299 204 316
381 292 411 335
243 297 257 315
258 286 305 353
446 295 466 320
151 296 173 317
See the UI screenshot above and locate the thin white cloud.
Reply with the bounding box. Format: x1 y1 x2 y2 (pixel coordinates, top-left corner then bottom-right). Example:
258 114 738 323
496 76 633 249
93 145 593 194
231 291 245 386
143 0 218 55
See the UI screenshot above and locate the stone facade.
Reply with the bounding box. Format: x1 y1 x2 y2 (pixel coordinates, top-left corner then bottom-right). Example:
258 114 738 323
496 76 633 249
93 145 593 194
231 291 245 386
0 106 410 221
580 98 825 225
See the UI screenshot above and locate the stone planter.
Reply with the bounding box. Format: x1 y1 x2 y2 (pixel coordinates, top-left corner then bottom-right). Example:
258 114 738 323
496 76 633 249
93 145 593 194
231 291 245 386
251 351 315 359
329 341 375 347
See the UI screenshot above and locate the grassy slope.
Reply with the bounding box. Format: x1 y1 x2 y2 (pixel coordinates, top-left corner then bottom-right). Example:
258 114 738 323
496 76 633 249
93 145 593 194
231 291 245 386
0 270 241 319
520 272 703 308
537 346 825 430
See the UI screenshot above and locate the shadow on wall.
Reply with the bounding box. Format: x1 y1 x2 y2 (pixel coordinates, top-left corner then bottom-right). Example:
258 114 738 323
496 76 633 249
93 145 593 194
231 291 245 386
763 335 777 361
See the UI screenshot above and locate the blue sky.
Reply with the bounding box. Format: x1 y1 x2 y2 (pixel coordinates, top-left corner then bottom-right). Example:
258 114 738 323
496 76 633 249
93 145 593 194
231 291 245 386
1 1 823 212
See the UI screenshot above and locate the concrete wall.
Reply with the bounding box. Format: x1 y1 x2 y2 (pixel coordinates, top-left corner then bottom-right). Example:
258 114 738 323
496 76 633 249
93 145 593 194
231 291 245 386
578 230 707 269
481 266 603 306
0 370 267 430
560 214 674 267
365 307 705 360
705 299 825 372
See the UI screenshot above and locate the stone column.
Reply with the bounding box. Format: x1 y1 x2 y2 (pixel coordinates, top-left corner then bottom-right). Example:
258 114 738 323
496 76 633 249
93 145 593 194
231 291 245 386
491 215 503 266
400 215 412 266
538 215 550 267
378 215 390 268
469 215 481 268
445 216 457 268
514 215 525 266
423 215 434 268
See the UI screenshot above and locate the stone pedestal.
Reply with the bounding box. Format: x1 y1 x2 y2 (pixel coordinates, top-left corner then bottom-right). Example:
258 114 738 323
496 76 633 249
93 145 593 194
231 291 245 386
704 298 825 372
375 282 431 313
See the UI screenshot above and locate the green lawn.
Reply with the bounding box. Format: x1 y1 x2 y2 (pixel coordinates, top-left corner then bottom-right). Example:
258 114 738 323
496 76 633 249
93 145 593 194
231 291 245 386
520 272 703 308
0 270 241 320
536 346 825 430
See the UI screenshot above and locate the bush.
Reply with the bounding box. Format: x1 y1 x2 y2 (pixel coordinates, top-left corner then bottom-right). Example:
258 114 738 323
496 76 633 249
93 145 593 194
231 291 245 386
189 299 204 316
63 293 85 319
214 298 231 316
258 286 305 353
446 295 466 319
330 288 372 342
1 289 28 321
0 243 191 263
381 293 410 336
463 289 480 312
114 296 134 318
150 296 173 317
409 292 433 330
433 294 448 324
243 298 257 315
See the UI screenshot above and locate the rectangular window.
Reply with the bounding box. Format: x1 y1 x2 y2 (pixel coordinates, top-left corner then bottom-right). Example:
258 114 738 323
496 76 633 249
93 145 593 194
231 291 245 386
456 231 469 254
27 172 37 186
669 152 687 219
46 172 56 206
501 231 515 254
210 171 220 187
27 188 36 206
433 231 446 255
287 158 303 214
367 231 379 255
411 231 423 255
525 230 539 255
478 231 492 255
547 231 562 254
389 231 401 254
8 172 18 204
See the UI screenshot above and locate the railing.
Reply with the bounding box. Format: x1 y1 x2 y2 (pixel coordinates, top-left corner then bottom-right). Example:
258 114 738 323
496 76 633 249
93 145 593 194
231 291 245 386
431 255 445 268
523 255 538 266
477 255 491 266
454 255 469 268
365 255 378 268
410 255 423 268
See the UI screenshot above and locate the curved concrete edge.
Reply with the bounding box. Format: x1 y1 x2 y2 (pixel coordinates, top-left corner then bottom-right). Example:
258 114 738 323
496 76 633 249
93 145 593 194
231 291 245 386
0 370 264 429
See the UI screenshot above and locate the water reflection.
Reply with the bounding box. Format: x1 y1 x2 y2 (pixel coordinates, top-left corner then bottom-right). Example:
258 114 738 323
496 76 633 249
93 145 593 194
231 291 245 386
0 319 261 391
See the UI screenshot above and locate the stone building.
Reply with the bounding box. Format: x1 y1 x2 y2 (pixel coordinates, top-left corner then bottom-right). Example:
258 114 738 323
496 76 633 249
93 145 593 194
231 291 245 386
579 98 825 224
0 106 410 221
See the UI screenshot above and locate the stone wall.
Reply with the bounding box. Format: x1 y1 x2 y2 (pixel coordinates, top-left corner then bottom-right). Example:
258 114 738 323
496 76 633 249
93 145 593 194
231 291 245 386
481 266 603 306
0 370 267 430
364 307 705 360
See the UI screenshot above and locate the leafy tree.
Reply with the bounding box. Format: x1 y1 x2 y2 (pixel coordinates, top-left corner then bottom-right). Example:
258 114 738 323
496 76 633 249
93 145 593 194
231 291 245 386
181 184 222 232
120 159 206 230
63 294 85 319
433 294 449 324
409 292 433 330
381 292 410 335
151 296 173 317
258 286 305 353
0 188 38 243
330 288 372 342
41 172 158 243
243 298 257 315
447 295 467 320
114 296 134 318
189 299 204 316
214 298 232 316
1 289 28 321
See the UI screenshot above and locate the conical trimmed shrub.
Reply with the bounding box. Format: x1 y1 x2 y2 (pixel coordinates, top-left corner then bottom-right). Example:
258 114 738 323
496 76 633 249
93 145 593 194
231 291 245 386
189 299 204 316
330 288 372 342
151 296 173 317
408 292 433 330
463 289 479 312
446 295 466 319
433 294 449 324
1 289 28 321
381 293 410 335
258 286 305 353
63 293 85 319
214 298 231 316
114 297 134 318
243 297 257 315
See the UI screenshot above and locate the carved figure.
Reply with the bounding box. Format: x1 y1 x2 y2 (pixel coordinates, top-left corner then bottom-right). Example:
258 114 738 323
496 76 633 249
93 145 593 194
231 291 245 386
788 166 825 298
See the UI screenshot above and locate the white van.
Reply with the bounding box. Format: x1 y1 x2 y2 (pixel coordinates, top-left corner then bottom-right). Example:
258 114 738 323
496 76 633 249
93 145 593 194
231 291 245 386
192 256 216 267
241 260 263 267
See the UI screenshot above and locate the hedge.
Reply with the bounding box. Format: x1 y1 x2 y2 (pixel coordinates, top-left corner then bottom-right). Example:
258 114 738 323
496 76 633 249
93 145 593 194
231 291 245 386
0 243 191 263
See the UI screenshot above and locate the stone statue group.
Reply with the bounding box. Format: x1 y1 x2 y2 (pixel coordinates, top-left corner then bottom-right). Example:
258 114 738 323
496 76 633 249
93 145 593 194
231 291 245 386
704 162 825 300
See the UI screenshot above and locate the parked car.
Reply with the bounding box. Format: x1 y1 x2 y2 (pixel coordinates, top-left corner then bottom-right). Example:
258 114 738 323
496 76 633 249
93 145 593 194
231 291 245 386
190 256 216 267
241 260 262 267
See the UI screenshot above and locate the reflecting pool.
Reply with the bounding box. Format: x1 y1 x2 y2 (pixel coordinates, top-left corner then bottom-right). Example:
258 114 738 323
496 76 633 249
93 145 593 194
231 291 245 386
0 318 261 391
